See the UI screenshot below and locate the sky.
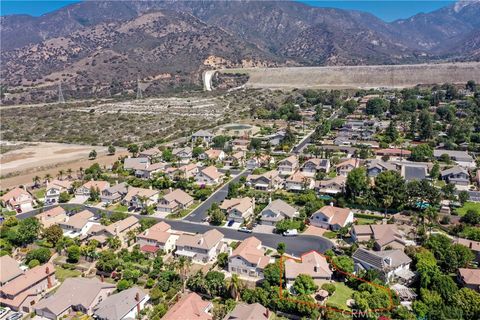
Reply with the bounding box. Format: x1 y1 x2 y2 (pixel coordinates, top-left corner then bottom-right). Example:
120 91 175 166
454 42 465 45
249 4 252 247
0 0 455 21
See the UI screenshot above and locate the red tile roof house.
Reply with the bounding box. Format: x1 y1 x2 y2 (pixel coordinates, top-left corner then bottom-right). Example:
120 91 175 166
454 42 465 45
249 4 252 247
277 155 299 176
45 179 73 205
85 216 139 243
34 277 115 319
201 149 226 162
162 292 213 320
284 171 314 192
75 180 110 197
284 251 332 288
224 303 271 320
228 236 273 279
220 197 255 223
260 199 299 226
157 189 194 214
457 268 480 292
175 229 227 264
0 263 56 313
195 166 223 186
246 170 283 191
59 209 95 236
335 158 360 177
310 205 354 231
36 206 67 228
0 187 35 212
137 221 180 254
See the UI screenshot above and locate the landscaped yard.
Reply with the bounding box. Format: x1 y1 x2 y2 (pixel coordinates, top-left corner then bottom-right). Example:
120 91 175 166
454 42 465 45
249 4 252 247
456 202 480 216
34 188 46 199
355 218 378 225
323 231 338 239
111 204 128 212
327 282 355 310
55 266 81 282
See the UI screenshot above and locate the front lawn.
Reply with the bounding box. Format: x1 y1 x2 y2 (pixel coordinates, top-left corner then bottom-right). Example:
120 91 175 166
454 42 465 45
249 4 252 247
323 231 338 239
327 282 355 310
112 204 128 212
456 202 480 216
55 266 81 282
34 188 46 199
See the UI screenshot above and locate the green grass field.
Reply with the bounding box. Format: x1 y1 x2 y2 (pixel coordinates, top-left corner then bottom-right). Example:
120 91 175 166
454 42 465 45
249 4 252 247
327 282 354 310
55 266 81 282
456 202 480 216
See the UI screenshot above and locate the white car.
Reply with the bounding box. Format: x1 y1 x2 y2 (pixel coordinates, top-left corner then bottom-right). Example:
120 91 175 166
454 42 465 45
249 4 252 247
283 229 298 236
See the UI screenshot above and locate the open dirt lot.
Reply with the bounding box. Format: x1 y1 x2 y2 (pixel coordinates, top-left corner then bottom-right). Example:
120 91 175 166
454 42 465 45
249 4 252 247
222 62 480 89
0 142 128 188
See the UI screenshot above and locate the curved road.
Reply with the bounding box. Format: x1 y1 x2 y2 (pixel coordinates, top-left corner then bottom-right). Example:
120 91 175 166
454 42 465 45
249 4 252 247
17 204 334 256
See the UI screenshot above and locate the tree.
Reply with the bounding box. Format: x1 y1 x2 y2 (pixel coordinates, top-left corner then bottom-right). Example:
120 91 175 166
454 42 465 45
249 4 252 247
89 150 97 160
108 145 116 155
26 247 51 264
96 250 120 273
248 138 262 150
42 224 63 245
277 242 286 255
459 191 470 205
32 176 41 188
366 98 388 116
58 191 71 203
293 274 318 295
127 144 139 157
228 274 241 301
16 217 41 246
217 252 229 268
441 183 456 200
28 259 40 268
263 261 282 287
430 162 440 180
385 120 399 143
192 146 204 158
67 245 81 263
208 203 225 226
162 148 173 162
346 167 369 201
466 80 477 92
205 271 227 297
410 144 433 162
107 236 121 250
117 279 131 291
332 255 354 274
418 110 433 140
373 170 406 211
453 288 480 320
462 209 480 225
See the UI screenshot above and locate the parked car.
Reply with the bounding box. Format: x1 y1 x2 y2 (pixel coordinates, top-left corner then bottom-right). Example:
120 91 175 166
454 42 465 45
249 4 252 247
238 227 253 233
283 229 298 237
0 307 10 318
6 313 22 320
227 220 235 227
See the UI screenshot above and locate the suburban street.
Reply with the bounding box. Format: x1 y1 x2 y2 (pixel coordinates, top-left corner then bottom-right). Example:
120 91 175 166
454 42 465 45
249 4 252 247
183 169 250 222
16 204 334 256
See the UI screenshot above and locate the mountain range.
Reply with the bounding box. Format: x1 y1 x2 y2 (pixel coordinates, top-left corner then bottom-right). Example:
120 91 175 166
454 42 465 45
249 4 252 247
1 0 479 102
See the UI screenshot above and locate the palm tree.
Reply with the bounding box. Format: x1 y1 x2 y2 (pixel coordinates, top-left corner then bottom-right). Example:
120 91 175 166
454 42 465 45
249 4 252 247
175 256 192 292
32 176 41 188
44 173 52 183
126 229 137 246
66 168 73 179
78 167 84 180
57 170 65 180
107 236 121 250
228 274 241 301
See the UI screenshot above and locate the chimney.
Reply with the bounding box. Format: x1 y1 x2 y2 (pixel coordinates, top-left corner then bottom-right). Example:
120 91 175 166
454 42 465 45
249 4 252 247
314 266 318 272
115 180 119 185
263 309 269 318
470 242 473 249
135 292 141 317
101 275 105 282
46 266 52 288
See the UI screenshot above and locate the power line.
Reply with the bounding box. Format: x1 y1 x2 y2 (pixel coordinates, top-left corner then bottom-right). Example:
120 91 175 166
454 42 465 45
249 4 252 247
58 82 65 104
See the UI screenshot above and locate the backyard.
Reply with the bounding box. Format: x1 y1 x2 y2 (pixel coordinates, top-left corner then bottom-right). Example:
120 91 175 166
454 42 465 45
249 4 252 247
456 202 480 216
327 282 355 310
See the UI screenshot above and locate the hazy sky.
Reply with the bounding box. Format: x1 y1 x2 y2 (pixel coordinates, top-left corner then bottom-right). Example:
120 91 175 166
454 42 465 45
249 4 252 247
0 0 455 21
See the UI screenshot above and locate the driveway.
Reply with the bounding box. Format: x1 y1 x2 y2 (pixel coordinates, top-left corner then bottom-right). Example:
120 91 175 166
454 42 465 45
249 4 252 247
184 169 250 223
69 195 88 204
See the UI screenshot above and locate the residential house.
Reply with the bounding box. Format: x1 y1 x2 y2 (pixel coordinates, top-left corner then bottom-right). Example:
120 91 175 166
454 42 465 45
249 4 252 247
260 199 299 226
310 205 354 231
165 163 198 180
232 139 250 152
228 237 273 278
301 158 330 177
457 268 480 292
175 229 226 263
278 155 299 176
192 130 215 146
172 147 193 164
59 209 95 235
134 162 167 179
45 180 72 204
162 292 213 320
0 255 22 286
37 206 67 228
138 148 161 161
353 248 412 284
246 155 273 170
246 170 283 191
284 171 314 192
315 176 346 195
0 187 35 212
441 166 470 187
137 222 179 254
0 263 56 313
100 182 128 205
122 187 159 209
224 151 245 167
202 149 226 162
454 238 480 262
195 166 223 186
434 149 476 168
93 287 149 320
34 277 116 319
75 180 110 197
87 216 139 243
336 158 360 177
375 148 411 158
351 224 409 250
224 303 270 320
220 197 255 223
157 189 194 214
284 251 332 287
366 160 398 177
401 164 427 182
124 157 149 171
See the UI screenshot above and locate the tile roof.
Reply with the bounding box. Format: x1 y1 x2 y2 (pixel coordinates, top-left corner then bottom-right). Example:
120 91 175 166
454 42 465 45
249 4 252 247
200 166 222 180
458 268 480 286
261 199 298 219
353 248 411 271
62 209 94 229
176 229 224 250
37 206 66 221
82 180 110 191
93 287 147 320
137 222 172 244
313 206 352 226
224 303 269 320
220 197 254 215
454 237 480 252
285 251 332 280
0 187 31 201
47 179 73 190
1 263 55 296
0 255 22 284
162 292 212 320
279 155 298 165
123 187 159 202
104 216 139 235
163 189 194 206
231 237 271 269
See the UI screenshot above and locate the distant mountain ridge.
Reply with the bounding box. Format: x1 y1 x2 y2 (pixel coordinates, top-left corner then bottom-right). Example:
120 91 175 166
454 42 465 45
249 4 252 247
1 0 479 103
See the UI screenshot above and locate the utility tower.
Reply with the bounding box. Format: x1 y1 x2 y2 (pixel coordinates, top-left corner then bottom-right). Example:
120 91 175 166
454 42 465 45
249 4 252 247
136 78 143 100
58 82 65 104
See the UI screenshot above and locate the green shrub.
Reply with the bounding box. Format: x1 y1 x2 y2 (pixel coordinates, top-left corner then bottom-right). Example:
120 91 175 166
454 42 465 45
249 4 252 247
321 283 336 295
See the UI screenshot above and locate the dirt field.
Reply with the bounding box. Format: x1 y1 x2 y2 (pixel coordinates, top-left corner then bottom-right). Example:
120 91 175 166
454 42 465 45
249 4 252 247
221 62 480 89
0 142 128 188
